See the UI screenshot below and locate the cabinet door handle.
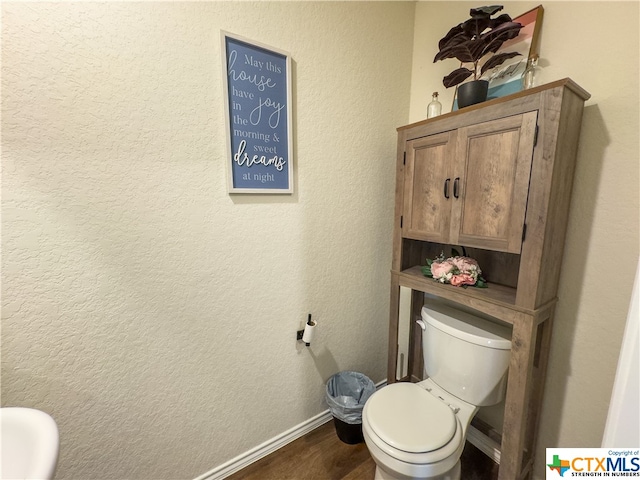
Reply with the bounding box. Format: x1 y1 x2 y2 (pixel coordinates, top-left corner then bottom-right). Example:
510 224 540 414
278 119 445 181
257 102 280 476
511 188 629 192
453 177 460 199
444 178 450 199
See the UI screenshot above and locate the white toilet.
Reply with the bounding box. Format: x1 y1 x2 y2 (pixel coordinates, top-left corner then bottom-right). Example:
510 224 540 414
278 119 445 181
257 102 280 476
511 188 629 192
363 302 512 480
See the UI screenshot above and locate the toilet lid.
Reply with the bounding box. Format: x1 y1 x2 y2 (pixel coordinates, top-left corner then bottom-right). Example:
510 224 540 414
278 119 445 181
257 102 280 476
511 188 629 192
366 383 457 454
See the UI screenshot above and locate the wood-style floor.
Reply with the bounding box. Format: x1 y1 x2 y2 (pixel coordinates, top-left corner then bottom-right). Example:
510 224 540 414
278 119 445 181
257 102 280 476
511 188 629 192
226 420 499 480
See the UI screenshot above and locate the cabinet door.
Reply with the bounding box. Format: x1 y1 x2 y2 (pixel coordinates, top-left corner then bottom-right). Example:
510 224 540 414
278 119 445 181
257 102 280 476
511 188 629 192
451 111 538 253
403 131 456 243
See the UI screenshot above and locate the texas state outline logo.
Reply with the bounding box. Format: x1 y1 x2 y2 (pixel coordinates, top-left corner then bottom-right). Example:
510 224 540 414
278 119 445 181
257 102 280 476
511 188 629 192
548 454 571 477
546 448 640 478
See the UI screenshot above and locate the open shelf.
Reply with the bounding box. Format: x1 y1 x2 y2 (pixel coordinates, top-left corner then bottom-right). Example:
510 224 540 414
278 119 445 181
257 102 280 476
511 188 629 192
396 266 522 323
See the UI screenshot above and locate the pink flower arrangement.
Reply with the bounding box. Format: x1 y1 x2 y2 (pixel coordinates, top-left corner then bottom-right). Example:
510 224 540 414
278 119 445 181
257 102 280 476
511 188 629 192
422 253 487 288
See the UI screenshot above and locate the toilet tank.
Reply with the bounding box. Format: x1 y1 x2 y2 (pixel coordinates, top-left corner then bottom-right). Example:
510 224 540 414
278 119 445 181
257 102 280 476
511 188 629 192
421 303 512 407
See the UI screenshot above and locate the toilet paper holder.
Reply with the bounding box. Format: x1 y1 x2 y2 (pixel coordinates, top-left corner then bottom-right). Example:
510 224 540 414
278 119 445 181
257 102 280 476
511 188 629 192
297 314 316 346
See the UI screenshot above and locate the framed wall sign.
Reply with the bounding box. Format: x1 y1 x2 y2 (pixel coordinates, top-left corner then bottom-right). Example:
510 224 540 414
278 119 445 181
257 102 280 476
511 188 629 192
484 5 544 100
222 32 293 194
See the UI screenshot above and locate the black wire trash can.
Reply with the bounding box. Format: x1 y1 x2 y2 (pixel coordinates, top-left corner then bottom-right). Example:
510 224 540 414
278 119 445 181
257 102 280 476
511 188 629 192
325 371 376 444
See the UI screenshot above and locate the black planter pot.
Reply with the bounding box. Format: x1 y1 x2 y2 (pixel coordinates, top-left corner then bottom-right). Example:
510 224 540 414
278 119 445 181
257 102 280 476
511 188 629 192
457 80 489 108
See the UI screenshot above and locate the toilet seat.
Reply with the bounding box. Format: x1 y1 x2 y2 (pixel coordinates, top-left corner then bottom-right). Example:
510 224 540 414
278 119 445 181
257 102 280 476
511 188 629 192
362 383 464 467
366 382 456 453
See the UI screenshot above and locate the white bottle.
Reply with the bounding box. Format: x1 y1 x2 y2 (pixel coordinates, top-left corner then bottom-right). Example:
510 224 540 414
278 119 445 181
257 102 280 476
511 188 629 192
427 92 442 118
521 55 539 90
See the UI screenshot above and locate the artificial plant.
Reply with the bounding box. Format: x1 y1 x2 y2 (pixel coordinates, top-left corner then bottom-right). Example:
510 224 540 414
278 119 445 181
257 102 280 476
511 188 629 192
434 5 524 88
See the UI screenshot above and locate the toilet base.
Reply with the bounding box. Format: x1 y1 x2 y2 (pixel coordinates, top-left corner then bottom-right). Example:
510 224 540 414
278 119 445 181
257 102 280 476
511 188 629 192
374 461 461 480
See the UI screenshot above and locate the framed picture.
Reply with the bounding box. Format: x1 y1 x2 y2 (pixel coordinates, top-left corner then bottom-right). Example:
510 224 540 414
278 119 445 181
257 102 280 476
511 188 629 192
222 32 293 194
453 5 544 110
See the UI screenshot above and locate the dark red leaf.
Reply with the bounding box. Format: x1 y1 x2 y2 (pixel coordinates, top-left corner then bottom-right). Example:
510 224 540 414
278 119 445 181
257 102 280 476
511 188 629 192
434 41 476 63
477 22 523 57
437 25 467 51
469 5 504 18
434 32 472 61
461 17 493 39
489 13 513 28
480 51 522 76
480 21 523 44
443 68 474 88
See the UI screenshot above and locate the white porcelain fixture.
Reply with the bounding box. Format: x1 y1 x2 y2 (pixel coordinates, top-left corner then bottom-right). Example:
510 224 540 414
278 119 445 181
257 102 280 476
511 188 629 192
363 303 511 480
1 407 59 480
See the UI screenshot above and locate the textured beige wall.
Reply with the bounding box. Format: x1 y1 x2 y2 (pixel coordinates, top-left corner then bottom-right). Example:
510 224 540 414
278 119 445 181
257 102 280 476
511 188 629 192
411 2 640 479
5 2 637 479
1 2 414 479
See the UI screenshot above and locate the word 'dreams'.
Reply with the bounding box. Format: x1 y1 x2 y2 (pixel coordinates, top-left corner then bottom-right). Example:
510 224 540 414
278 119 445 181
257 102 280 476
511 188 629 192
233 140 285 172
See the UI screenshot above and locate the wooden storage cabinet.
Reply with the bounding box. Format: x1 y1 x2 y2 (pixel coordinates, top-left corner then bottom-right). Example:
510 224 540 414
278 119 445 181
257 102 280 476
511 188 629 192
403 112 537 254
388 80 589 480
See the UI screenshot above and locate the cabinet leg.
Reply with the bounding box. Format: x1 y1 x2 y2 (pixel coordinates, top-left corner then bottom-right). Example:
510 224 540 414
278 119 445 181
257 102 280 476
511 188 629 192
387 274 401 383
408 289 425 382
524 310 555 475
500 312 538 480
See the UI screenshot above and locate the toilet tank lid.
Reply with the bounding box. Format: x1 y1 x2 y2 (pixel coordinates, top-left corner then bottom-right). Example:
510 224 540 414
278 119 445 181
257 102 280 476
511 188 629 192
422 304 511 350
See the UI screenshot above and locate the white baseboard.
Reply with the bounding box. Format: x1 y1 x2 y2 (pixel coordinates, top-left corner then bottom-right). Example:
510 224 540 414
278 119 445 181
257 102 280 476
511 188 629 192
195 379 387 480
194 409 333 480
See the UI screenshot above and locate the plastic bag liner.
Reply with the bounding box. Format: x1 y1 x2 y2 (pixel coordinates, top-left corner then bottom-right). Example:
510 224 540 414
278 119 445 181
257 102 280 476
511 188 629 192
326 371 375 444
326 371 375 424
